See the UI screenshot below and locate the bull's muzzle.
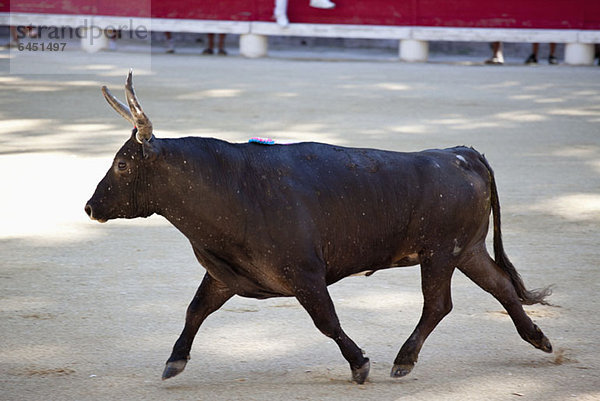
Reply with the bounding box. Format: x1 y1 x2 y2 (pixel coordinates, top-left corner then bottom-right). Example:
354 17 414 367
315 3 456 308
84 203 107 223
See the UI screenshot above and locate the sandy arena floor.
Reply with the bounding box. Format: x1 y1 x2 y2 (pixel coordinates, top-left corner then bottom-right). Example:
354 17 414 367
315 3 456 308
1 46 599 400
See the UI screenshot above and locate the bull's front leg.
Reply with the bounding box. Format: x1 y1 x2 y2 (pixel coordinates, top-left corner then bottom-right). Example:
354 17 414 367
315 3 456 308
162 273 234 380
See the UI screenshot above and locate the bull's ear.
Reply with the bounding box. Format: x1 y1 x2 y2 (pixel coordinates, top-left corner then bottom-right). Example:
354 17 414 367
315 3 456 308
142 138 161 161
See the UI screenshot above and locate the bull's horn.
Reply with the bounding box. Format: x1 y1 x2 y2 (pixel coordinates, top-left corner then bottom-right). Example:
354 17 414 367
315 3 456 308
102 85 135 126
124 69 153 143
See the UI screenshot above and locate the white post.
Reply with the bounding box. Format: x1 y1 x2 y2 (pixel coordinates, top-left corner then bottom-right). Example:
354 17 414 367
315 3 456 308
564 43 595 65
240 34 268 58
399 39 429 62
80 26 108 53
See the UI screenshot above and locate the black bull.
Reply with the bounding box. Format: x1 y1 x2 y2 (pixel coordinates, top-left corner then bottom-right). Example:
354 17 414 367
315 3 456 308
85 72 552 384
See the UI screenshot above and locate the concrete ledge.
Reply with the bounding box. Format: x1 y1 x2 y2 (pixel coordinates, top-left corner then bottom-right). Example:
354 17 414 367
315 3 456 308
250 21 412 39
132 18 250 35
2 12 91 27
578 30 600 43
410 27 581 43
0 13 251 34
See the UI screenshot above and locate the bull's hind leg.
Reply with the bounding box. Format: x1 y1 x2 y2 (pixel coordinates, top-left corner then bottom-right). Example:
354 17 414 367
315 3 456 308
391 255 455 378
457 245 552 353
162 273 234 380
293 270 370 384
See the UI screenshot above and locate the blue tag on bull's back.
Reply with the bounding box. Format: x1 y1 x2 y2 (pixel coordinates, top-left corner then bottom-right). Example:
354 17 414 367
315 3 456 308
249 137 276 145
248 137 300 146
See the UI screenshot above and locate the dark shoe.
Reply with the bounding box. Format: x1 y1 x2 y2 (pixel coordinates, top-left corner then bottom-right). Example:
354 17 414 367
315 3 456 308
217 48 227 56
548 55 558 65
525 54 538 64
202 48 214 55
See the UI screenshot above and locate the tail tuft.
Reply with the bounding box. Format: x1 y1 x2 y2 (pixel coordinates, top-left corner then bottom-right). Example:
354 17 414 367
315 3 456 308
495 250 554 305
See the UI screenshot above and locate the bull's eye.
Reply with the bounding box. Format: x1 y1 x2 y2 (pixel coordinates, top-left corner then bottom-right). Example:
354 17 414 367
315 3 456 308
117 161 127 170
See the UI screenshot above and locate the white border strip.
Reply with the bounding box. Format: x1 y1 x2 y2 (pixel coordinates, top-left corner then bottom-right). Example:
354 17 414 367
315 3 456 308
410 27 581 43
250 21 412 39
0 13 251 34
1 13 598 43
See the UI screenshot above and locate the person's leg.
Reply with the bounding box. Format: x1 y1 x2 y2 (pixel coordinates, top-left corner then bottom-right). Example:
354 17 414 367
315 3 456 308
274 0 289 27
217 34 227 55
203 33 215 54
10 26 18 42
548 43 558 64
310 0 336 9
9 26 19 47
165 32 174 53
485 42 504 64
526 43 539 64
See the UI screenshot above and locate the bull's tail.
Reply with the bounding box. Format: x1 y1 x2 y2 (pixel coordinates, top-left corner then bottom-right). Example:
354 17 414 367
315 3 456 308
479 154 553 306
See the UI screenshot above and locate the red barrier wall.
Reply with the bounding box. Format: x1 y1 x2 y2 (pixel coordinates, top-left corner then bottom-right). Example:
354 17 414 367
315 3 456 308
3 0 600 29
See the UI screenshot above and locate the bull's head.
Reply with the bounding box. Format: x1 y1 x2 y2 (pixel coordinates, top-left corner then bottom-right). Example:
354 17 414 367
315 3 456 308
85 70 159 222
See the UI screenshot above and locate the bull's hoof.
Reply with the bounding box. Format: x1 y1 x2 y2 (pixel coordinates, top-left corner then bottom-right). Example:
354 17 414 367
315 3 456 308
162 359 188 380
536 335 553 353
529 325 553 353
351 358 370 384
390 363 414 378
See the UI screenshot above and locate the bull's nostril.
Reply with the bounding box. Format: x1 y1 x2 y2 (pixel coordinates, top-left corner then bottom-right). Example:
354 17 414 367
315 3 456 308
85 204 93 217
